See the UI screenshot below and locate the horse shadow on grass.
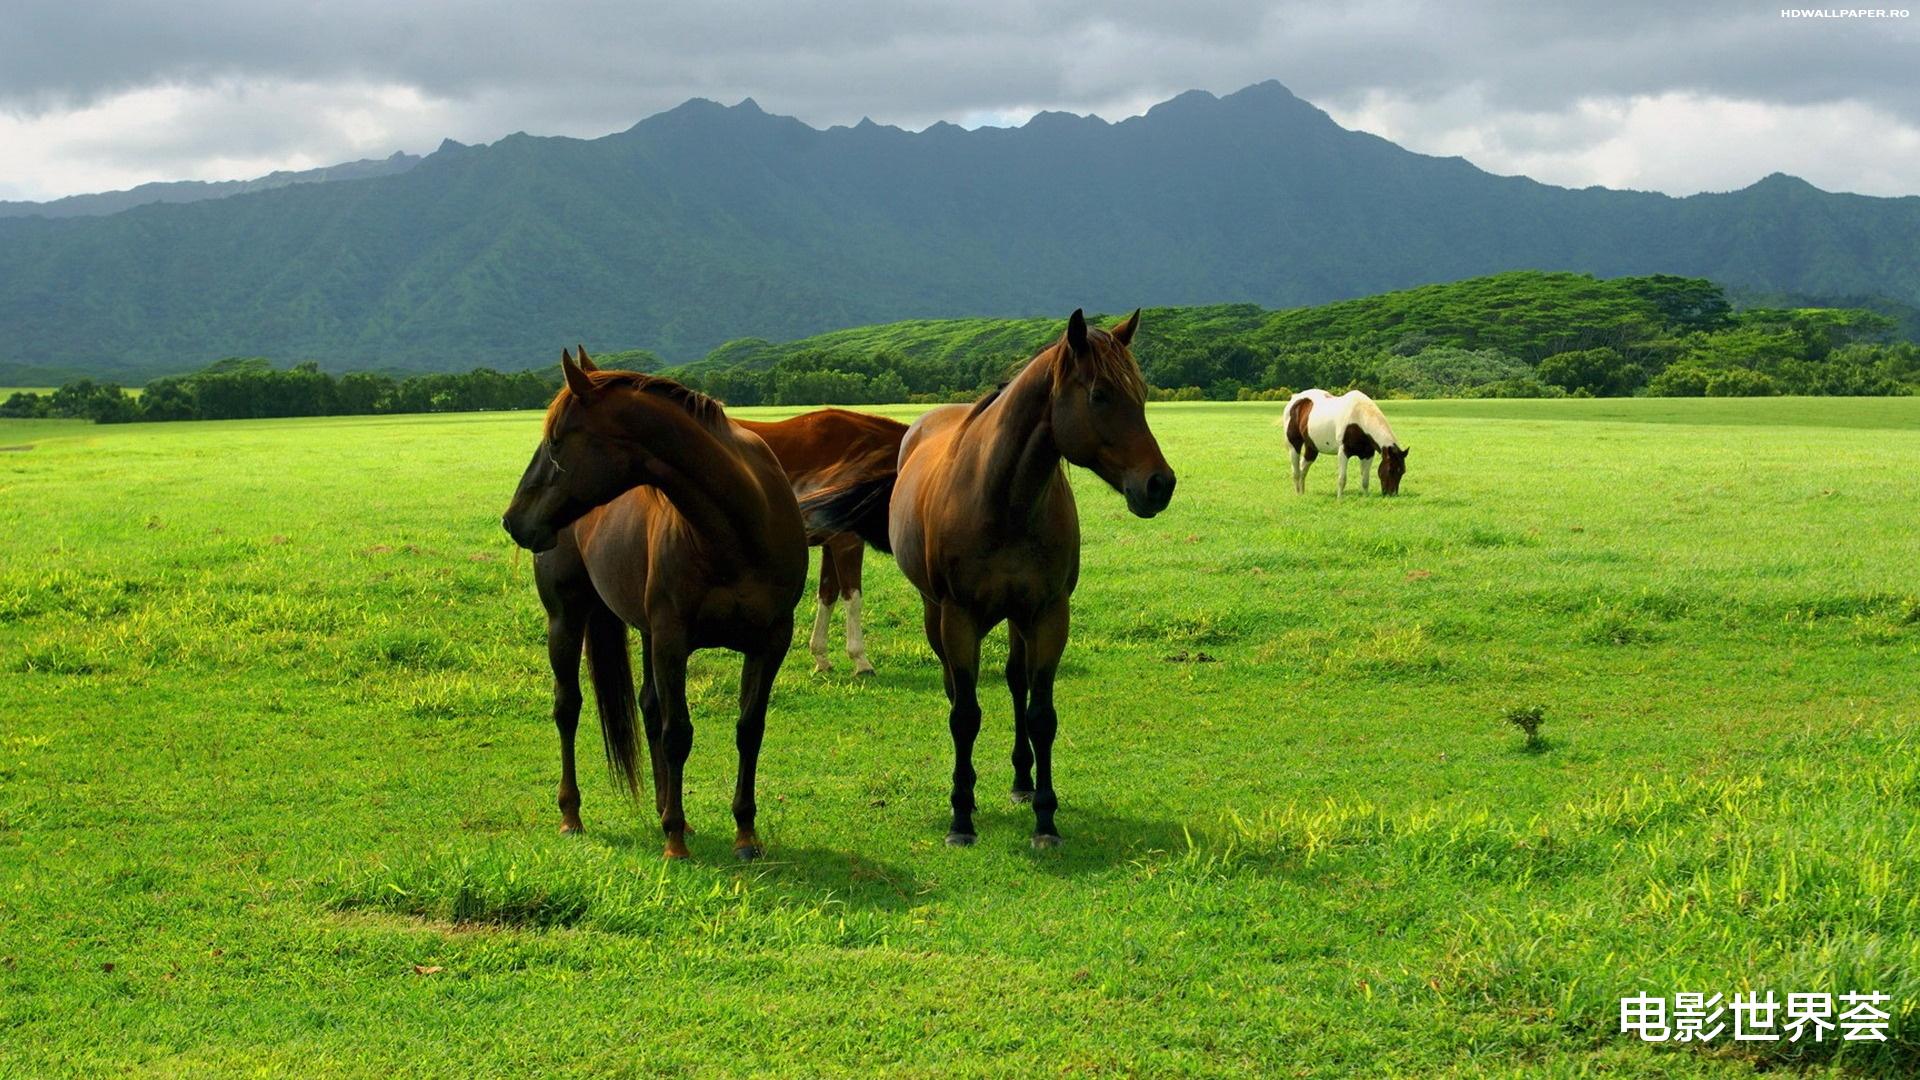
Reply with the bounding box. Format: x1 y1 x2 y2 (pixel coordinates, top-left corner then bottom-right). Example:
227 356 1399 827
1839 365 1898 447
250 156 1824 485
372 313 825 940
580 825 925 914
956 799 1345 885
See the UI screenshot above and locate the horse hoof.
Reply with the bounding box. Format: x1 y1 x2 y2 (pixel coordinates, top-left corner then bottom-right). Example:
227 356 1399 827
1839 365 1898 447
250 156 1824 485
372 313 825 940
1031 833 1062 850
812 658 832 674
558 821 584 835
945 831 977 847
734 843 763 862
853 664 876 677
1009 789 1034 805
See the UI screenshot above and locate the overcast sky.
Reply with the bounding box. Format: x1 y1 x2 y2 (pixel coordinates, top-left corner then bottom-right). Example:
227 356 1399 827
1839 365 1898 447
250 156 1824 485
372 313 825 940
4 1 1917 202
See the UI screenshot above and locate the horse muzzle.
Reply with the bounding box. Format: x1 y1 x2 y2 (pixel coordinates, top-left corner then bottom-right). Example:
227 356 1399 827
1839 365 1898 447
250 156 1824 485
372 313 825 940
1124 469 1177 518
501 514 558 553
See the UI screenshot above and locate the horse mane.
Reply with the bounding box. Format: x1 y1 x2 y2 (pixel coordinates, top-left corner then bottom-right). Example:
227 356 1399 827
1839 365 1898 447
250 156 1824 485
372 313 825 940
1346 392 1400 448
1050 330 1147 404
964 382 1008 423
544 369 729 438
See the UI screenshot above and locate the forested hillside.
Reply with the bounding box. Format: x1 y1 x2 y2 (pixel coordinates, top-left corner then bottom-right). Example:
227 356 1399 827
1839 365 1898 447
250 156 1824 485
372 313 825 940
10 272 1911 424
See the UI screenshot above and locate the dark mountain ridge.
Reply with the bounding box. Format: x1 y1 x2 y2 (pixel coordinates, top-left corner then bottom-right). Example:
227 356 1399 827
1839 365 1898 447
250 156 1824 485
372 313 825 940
0 151 421 220
2 80 1916 382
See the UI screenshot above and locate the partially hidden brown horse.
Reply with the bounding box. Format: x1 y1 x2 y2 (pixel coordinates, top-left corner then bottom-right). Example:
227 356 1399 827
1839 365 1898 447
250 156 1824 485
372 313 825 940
737 410 907 676
501 348 807 861
807 310 1175 848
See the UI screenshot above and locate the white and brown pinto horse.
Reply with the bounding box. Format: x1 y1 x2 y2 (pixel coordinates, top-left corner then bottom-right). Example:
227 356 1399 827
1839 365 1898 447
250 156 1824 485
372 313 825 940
1284 389 1409 497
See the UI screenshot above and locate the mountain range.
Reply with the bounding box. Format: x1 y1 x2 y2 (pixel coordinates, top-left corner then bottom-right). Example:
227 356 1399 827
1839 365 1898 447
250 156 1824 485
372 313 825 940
0 152 420 220
3 80 1918 383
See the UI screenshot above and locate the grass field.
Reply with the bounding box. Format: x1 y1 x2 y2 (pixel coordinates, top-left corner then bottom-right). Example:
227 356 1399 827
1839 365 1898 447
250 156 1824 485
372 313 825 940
3 398 1917 1076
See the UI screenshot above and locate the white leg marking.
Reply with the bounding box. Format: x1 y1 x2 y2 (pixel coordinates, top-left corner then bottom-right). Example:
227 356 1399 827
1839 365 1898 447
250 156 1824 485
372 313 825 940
1361 457 1372 493
845 590 874 675
1291 449 1304 494
1337 452 1349 499
809 597 834 672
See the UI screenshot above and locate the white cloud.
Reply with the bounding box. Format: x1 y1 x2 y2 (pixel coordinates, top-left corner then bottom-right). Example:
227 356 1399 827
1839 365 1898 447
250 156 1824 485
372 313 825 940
1323 89 1920 197
0 80 463 200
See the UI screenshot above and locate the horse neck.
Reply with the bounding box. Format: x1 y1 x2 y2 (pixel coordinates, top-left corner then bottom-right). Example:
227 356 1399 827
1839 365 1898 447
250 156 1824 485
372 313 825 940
1348 396 1397 448
968 346 1066 517
620 400 773 563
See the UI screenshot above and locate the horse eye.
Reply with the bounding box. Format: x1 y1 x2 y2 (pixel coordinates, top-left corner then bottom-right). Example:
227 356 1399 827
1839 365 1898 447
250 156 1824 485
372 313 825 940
1090 388 1112 406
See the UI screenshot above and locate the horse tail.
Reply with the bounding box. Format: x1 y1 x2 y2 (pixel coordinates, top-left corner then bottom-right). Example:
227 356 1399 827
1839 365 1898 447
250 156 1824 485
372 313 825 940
800 473 896 554
582 606 642 796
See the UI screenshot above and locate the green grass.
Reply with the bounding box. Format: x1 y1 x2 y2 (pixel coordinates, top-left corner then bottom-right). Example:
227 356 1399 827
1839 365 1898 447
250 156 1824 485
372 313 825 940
2 398 1916 1076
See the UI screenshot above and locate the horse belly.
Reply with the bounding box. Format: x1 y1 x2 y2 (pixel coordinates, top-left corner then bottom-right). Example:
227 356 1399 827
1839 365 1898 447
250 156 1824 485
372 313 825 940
688 580 797 651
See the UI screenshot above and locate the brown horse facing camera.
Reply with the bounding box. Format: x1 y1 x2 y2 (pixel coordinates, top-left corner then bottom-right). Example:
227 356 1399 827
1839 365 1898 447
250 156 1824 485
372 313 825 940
808 309 1175 848
501 348 807 861
736 410 908 676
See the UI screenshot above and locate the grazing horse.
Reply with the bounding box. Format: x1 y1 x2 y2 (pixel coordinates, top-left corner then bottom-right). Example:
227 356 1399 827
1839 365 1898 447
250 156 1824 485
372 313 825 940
737 410 908 676
1284 388 1409 497
808 309 1175 848
501 348 807 861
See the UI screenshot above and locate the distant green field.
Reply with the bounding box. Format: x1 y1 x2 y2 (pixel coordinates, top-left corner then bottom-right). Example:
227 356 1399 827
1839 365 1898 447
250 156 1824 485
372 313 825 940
2 398 1916 1076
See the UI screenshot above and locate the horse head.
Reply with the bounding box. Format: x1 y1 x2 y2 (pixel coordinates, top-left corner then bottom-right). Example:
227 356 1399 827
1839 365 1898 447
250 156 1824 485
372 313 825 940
1378 444 1409 495
1048 309 1176 518
502 347 652 552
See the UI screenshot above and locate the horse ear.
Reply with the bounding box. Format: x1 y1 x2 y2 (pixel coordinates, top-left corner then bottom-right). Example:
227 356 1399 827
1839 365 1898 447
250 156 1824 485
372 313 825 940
575 344 597 372
1110 308 1141 347
562 349 596 401
1065 309 1089 355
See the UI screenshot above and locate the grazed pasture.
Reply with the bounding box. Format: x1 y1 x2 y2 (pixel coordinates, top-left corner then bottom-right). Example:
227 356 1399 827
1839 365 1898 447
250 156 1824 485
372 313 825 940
1 399 1916 1076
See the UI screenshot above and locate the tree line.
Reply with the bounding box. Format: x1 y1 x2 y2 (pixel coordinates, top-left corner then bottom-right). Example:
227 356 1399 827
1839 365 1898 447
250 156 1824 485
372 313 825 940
7 273 1917 425
1 358 564 424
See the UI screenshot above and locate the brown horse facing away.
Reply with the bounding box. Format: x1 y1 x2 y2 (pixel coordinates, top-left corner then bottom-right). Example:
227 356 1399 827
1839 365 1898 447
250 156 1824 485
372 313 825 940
808 310 1175 848
736 410 908 676
501 348 807 861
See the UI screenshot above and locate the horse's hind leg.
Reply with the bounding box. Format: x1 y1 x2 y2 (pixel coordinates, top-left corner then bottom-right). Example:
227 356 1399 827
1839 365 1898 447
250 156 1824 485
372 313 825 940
638 632 666 820
1007 623 1034 803
1015 602 1070 848
1290 447 1304 494
1336 451 1350 500
809 545 838 673
937 605 984 846
836 538 874 675
731 623 790 861
647 633 695 860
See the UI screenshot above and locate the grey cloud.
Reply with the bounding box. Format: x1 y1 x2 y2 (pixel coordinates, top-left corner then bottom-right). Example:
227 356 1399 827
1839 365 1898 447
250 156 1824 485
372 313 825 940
3 1 1916 199
6 1 1915 125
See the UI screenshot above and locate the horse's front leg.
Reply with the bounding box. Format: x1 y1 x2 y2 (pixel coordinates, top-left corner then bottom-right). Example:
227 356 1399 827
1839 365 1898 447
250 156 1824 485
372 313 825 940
937 605 984 845
731 625 789 861
1361 456 1372 493
1336 451 1350 499
1017 602 1071 848
546 610 587 834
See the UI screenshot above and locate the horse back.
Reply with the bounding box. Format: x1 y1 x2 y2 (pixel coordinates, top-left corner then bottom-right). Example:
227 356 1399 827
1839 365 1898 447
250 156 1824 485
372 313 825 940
739 409 908 488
